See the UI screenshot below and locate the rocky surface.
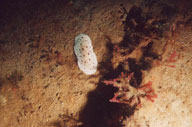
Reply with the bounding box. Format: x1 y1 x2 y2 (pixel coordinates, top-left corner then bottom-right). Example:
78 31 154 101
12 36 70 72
0 0 192 127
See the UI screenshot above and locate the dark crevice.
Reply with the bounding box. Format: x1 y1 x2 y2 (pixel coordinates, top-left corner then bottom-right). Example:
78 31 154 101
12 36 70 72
79 35 135 127
80 4 166 127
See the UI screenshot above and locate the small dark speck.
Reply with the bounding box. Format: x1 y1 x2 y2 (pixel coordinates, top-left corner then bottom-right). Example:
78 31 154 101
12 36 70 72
44 84 49 89
40 55 47 59
38 106 41 109
30 111 35 114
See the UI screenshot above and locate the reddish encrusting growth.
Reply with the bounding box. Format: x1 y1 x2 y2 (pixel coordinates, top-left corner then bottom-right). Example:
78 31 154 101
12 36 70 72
103 78 121 86
168 51 177 63
139 81 158 103
127 72 134 81
139 81 153 89
165 50 178 68
114 45 120 51
103 72 133 86
109 93 121 103
165 64 176 68
56 51 64 65
103 72 158 106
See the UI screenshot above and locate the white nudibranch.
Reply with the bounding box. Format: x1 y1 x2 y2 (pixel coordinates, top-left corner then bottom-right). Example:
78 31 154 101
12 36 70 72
74 34 98 75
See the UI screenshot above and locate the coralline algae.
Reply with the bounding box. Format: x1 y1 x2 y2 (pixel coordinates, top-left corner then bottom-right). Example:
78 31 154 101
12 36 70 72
74 34 98 75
